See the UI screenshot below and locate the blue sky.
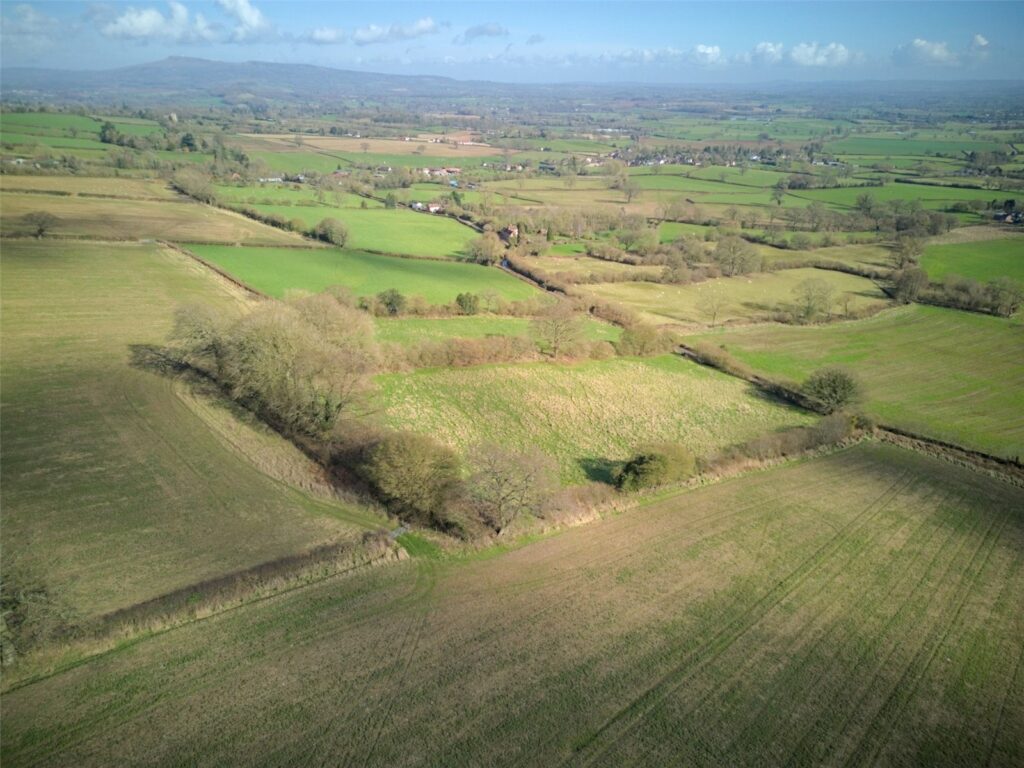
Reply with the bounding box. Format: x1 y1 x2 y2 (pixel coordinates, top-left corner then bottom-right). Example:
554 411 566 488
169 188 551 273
2 1 1021 82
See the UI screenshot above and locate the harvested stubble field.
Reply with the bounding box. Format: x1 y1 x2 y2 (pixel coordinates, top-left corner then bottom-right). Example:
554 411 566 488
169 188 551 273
375 355 815 482
581 267 891 326
694 304 1024 459
4 443 1022 767
0 240 383 620
0 192 304 245
188 244 540 303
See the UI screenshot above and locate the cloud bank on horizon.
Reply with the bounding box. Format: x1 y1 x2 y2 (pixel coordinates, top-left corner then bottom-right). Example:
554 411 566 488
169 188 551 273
0 1 1017 82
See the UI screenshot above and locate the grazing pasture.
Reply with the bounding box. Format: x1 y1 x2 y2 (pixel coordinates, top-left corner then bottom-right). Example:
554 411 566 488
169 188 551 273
0 192 304 245
695 304 1024 458
826 135 1010 156
375 315 620 346
240 203 475 258
790 182 1016 211
920 238 1024 283
215 183 383 208
581 268 891 326
4 443 1022 767
0 240 382 620
187 244 541 303
375 355 814 482
526 252 664 281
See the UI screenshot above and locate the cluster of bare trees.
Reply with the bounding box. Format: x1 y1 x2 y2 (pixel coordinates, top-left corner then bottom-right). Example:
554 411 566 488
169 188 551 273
170 289 377 438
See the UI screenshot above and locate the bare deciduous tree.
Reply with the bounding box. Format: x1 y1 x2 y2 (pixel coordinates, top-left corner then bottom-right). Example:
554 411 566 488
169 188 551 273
792 278 835 321
22 211 58 239
467 444 558 534
529 302 585 358
697 291 727 327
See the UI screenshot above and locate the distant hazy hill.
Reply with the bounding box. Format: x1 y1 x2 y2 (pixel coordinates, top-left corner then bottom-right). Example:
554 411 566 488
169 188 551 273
3 56 1021 110
1 56 493 105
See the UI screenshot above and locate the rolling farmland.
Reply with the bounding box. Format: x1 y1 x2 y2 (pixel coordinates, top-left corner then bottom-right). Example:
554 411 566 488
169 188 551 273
694 304 1024 458
920 237 1024 283
0 192 304 245
239 203 476 258
0 239 383 620
3 46 1024 768
187 244 541 303
4 443 1021 767
582 268 891 326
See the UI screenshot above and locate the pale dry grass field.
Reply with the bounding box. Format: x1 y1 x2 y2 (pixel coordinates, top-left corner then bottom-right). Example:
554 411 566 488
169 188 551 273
242 133 499 157
581 268 891 327
1 192 305 245
0 175 179 200
375 355 815 482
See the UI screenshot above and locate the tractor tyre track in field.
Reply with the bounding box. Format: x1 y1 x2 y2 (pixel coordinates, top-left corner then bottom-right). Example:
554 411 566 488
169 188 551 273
704 485 954 764
561 469 915 768
776 488 977 767
840 500 1010 768
801 488 995 767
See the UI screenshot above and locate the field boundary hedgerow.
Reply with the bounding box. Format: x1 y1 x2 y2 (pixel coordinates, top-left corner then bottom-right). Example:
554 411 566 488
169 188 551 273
1 533 405 694
160 240 271 299
676 341 1024 483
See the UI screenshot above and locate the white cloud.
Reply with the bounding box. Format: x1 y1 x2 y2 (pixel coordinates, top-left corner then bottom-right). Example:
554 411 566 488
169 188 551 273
752 41 784 65
102 1 212 42
526 34 544 46
215 0 268 40
1 3 62 52
969 33 990 61
3 3 58 38
309 27 345 45
691 44 723 66
893 38 958 66
353 17 441 46
454 22 508 45
790 42 850 67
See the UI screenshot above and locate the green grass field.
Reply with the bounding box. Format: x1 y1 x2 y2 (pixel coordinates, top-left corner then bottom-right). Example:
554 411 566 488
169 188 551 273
582 268 891 326
791 182 1017 212
0 240 384 620
920 238 1024 283
0 192 304 245
5 443 1022 767
375 315 620 346
375 355 815 482
186 244 541 303
214 183 383 209
826 135 1010 156
694 304 1024 458
241 203 475 258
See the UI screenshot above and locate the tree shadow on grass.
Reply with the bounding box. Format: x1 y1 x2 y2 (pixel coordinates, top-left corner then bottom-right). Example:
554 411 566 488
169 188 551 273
128 343 188 377
578 456 621 485
743 382 812 415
